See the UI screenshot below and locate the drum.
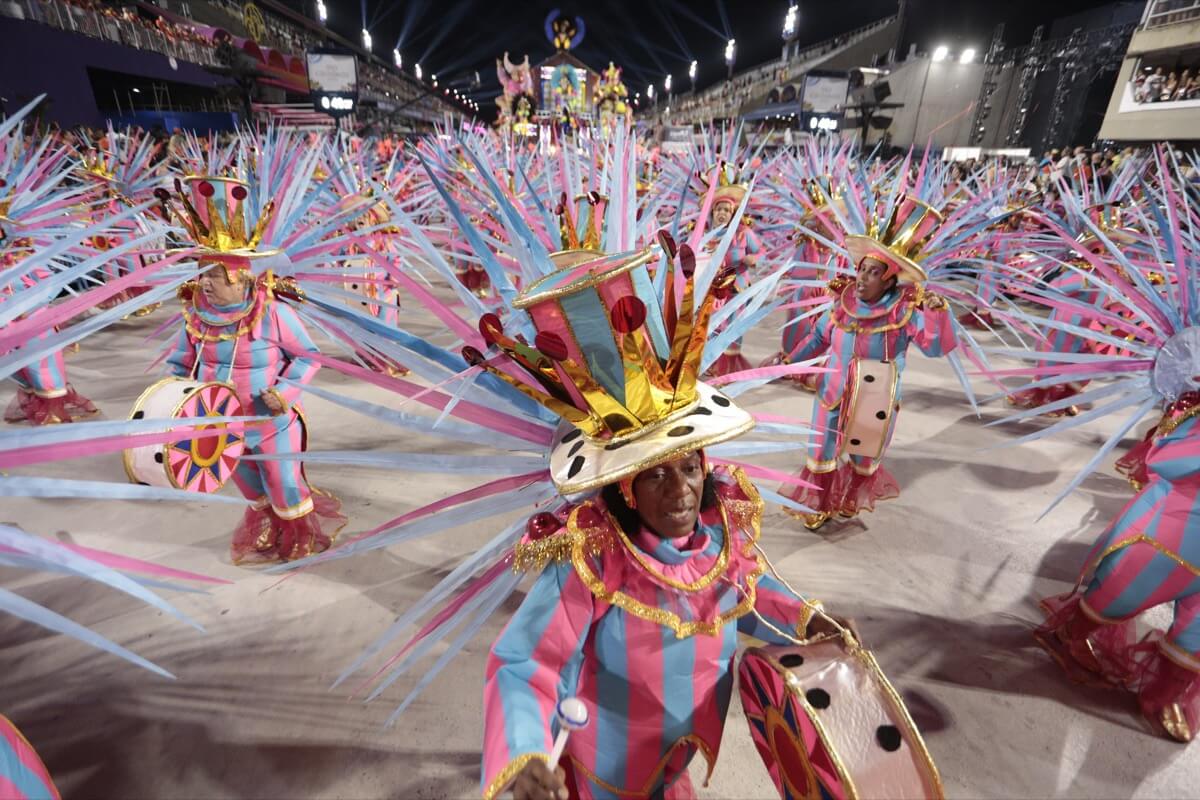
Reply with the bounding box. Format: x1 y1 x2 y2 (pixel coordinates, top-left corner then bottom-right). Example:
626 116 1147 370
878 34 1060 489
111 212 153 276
842 360 898 460
122 377 245 493
739 641 943 800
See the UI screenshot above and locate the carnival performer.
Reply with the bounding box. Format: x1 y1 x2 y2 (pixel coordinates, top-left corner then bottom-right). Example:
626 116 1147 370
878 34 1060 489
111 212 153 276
2 112 99 425
704 176 762 377
275 132 845 798
165 256 342 563
1006 178 1145 417
75 125 164 314
470 241 836 800
782 196 958 530
152 133 373 563
1038 387 1200 742
994 150 1200 741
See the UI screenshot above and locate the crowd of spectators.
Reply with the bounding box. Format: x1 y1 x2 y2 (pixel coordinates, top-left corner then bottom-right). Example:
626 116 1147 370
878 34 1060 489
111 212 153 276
1131 62 1200 104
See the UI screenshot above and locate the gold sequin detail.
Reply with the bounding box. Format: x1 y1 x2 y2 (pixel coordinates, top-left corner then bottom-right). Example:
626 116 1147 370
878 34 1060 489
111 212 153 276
568 467 766 638
481 752 548 800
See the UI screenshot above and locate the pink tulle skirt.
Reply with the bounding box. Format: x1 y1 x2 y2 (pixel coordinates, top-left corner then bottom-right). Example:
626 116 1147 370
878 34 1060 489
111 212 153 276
783 461 900 529
1115 428 1155 490
1007 383 1083 416
230 491 346 565
957 310 995 331
5 385 98 425
1036 593 1200 742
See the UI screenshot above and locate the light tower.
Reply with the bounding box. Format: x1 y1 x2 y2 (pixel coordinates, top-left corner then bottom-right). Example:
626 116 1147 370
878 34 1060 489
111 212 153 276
725 38 736 79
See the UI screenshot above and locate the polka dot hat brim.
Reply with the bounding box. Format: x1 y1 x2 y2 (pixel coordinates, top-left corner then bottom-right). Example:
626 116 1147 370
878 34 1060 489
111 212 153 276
548 381 755 495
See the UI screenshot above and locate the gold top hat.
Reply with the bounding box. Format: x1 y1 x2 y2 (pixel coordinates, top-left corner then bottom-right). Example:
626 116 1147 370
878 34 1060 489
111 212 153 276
154 175 279 266
464 232 751 494
1082 201 1138 245
844 195 943 284
555 191 608 254
82 150 117 183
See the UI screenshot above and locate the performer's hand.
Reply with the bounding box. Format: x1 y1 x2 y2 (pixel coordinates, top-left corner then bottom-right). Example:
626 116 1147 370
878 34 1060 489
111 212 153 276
260 390 286 416
807 613 863 646
512 759 568 800
921 291 948 311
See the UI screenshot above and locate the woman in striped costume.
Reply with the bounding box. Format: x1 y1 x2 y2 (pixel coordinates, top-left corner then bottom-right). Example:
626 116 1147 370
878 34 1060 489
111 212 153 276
166 259 342 564
484 452 831 800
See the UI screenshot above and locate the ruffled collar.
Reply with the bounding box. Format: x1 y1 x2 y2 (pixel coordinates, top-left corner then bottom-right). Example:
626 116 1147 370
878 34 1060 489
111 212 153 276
182 282 271 341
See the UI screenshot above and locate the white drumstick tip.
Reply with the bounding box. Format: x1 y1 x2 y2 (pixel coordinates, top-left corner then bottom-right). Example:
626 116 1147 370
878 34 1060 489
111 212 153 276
556 697 589 730
547 696 589 770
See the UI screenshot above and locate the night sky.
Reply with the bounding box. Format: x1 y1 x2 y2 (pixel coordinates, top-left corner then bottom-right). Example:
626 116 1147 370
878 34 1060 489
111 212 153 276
275 0 1124 110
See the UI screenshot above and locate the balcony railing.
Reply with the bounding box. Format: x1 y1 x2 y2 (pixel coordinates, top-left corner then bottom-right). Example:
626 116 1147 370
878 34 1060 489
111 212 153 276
1144 0 1200 29
1 0 222 67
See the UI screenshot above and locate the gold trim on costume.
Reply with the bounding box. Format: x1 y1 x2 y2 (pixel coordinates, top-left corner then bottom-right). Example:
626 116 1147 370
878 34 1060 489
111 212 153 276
608 505 731 593
513 247 658 307
567 734 717 798
568 467 765 638
481 752 548 800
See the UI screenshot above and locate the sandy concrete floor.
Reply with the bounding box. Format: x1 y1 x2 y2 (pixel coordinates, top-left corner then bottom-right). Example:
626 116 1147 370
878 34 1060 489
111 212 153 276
2 298 1195 800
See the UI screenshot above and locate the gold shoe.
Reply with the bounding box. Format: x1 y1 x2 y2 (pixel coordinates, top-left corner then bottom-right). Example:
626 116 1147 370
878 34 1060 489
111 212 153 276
1162 703 1193 743
803 512 831 531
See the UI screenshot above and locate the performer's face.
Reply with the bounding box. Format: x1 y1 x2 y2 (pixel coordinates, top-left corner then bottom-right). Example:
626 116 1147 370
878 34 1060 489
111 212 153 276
711 201 734 229
856 257 895 303
633 451 705 538
199 264 248 305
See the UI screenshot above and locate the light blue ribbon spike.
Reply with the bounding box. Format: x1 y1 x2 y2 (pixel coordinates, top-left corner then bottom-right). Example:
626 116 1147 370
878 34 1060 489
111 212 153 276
0 586 175 678
333 516 529 688
382 570 524 727
0 525 202 630
0 476 247 504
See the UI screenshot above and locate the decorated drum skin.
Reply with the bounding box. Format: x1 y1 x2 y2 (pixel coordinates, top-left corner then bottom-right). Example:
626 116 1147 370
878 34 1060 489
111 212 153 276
842 360 898 460
122 378 245 493
739 641 943 800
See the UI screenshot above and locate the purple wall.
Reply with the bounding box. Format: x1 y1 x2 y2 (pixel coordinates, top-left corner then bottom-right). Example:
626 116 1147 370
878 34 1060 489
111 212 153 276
0 16 230 127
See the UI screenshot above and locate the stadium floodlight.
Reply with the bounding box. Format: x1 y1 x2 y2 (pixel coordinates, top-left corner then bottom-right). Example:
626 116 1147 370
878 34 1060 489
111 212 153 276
664 74 672 92
959 48 976 64
783 5 797 38
361 28 372 51
393 49 402 69
315 0 326 22
725 39 736 65
415 63 422 80
932 44 949 62
647 84 654 99
689 60 697 81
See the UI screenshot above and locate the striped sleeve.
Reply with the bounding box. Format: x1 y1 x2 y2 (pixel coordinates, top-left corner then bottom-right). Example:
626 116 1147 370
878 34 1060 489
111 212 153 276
271 303 320 407
1147 415 1200 484
165 327 195 378
908 303 957 358
738 569 813 644
481 560 594 800
784 308 831 363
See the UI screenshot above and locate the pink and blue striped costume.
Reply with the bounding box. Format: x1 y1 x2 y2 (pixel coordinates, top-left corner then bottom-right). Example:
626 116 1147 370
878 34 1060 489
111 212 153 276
0 715 58 800
1082 410 1200 646
1007 266 1102 413
1039 397 1200 739
166 281 333 561
3 266 96 425
482 467 813 799
781 281 956 522
706 224 762 378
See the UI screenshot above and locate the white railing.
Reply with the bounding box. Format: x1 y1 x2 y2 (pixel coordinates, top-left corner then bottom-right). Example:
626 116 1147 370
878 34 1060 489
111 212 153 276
1 0 222 67
1143 0 1200 28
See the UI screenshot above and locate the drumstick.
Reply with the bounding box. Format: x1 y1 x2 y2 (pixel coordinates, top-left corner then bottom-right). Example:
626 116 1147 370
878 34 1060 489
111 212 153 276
548 696 589 769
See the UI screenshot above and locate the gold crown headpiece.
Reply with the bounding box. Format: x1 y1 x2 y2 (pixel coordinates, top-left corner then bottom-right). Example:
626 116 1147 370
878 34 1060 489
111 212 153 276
461 231 751 493
555 191 608 252
845 195 945 283
153 176 278 265
81 149 117 183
